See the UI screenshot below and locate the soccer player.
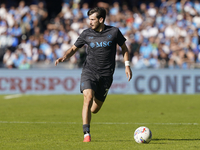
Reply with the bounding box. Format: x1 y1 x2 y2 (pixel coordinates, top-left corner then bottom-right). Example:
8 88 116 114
55 7 132 142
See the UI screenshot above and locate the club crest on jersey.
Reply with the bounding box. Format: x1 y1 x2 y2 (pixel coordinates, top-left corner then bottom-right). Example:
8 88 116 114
90 42 95 48
107 34 112 39
89 41 112 48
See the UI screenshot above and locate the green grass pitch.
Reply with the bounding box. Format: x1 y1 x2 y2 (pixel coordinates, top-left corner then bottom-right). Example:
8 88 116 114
0 94 200 150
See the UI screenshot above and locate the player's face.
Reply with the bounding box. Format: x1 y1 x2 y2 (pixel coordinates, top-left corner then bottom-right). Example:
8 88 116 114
89 13 102 31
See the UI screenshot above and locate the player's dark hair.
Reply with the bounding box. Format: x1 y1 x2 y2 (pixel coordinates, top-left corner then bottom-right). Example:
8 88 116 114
87 7 106 22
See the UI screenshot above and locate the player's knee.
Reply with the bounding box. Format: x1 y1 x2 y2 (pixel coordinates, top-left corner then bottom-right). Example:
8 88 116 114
91 108 99 114
83 93 93 106
84 94 93 102
91 105 101 114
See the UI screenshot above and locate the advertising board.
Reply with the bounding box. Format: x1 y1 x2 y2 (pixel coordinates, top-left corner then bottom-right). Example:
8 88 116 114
0 69 200 94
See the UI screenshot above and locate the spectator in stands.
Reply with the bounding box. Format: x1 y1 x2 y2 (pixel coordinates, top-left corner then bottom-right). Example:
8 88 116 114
81 3 89 18
3 49 15 68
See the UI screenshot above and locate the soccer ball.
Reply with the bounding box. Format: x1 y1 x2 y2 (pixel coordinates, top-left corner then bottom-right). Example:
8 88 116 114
134 126 152 144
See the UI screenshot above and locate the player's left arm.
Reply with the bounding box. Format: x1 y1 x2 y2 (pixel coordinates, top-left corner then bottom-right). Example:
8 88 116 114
120 42 132 81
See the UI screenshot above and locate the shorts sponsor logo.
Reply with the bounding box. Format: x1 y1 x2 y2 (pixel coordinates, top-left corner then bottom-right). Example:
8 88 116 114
81 82 84 87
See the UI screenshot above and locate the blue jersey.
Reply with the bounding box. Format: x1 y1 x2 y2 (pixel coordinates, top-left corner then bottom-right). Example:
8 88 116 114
74 25 126 76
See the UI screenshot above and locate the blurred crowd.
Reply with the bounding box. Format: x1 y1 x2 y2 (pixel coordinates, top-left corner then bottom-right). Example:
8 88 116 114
0 0 200 69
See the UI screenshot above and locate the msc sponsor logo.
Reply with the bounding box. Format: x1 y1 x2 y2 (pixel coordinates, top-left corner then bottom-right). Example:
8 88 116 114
88 36 93 39
89 41 112 48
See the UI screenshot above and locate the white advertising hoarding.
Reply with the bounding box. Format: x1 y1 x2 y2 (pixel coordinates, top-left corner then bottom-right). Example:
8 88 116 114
0 69 200 94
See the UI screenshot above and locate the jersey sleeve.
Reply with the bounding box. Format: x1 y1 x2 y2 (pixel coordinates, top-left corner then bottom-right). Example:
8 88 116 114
74 31 86 48
116 28 126 46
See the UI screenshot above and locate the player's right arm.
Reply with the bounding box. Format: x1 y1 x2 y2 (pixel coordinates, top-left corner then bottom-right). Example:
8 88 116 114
55 45 79 66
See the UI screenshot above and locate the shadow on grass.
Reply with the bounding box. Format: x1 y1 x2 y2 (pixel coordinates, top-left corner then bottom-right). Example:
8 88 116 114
91 138 200 143
92 140 133 142
153 138 200 141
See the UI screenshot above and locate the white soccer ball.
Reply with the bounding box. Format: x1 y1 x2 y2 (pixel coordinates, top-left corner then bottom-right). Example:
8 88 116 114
134 126 152 144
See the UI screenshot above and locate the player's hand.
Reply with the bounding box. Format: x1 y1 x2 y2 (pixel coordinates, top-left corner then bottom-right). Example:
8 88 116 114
125 66 132 81
55 57 66 66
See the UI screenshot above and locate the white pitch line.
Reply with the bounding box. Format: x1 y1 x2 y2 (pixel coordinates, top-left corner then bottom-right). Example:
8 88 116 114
0 121 198 125
4 94 22 100
0 121 77 124
93 122 199 125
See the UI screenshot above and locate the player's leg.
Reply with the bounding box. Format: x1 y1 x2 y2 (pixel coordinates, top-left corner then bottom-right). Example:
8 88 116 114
90 76 113 114
82 89 94 125
91 97 104 114
82 91 103 142
82 89 94 142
